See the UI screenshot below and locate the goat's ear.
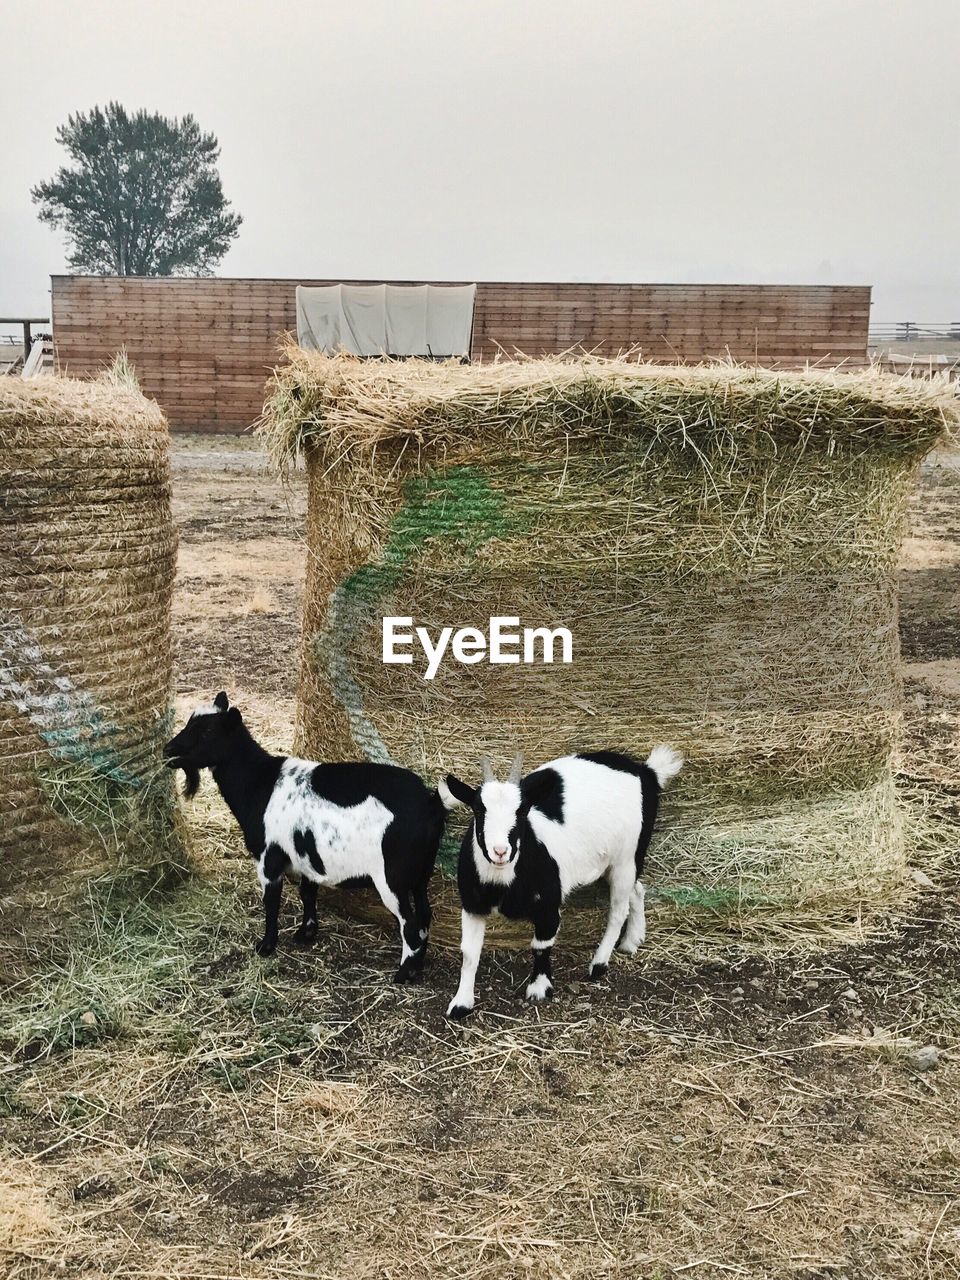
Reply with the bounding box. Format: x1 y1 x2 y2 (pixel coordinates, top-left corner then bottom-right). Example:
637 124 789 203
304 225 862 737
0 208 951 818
214 691 230 711
224 706 242 729
445 774 477 807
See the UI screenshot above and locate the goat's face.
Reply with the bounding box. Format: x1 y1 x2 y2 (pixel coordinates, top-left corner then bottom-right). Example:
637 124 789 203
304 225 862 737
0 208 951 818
475 779 525 866
163 691 241 796
446 754 525 867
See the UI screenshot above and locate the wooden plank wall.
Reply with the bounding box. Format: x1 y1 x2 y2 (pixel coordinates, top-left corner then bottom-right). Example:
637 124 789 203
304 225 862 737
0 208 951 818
51 277 871 433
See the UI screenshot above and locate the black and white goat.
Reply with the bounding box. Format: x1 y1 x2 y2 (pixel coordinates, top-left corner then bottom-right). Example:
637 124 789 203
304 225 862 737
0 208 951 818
163 693 454 982
441 747 683 1017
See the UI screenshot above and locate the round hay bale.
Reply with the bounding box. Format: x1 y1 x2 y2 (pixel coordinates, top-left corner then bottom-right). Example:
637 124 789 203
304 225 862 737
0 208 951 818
0 372 180 882
260 350 956 952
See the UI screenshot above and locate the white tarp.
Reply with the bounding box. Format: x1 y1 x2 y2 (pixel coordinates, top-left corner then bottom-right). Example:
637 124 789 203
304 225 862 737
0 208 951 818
296 283 476 358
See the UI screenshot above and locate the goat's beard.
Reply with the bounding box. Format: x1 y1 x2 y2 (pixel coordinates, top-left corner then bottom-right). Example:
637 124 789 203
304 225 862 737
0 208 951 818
180 766 201 799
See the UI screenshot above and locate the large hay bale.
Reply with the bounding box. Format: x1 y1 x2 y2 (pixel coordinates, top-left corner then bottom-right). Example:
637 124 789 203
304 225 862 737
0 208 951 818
0 372 180 880
261 350 956 950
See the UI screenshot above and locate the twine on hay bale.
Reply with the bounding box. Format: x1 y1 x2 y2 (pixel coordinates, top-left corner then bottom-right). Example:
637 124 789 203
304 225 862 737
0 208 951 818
259 349 958 952
0 365 182 882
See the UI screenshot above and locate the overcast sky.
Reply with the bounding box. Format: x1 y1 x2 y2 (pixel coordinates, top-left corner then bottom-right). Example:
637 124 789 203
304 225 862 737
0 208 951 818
3 0 958 326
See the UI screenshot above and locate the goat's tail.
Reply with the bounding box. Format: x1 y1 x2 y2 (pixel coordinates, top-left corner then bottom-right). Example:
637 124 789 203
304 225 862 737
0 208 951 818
645 744 684 790
436 777 463 810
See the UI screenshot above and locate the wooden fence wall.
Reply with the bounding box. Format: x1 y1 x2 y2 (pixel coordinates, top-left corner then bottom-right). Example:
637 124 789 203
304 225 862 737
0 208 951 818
51 277 871 432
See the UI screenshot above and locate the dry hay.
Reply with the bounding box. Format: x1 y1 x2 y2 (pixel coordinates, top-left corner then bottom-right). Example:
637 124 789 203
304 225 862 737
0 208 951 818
258 349 959 950
0 365 182 882
4 900 959 1280
0 1155 66 1269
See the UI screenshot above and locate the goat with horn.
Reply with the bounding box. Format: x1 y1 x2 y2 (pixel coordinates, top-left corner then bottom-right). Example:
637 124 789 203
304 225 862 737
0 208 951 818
439 746 683 1018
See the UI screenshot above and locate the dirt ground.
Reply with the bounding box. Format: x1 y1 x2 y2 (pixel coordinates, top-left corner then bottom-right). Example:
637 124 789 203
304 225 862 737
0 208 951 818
2 435 960 1280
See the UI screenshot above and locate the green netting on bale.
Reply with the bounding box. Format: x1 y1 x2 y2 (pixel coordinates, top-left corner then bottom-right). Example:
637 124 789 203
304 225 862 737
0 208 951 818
260 350 958 950
315 467 520 763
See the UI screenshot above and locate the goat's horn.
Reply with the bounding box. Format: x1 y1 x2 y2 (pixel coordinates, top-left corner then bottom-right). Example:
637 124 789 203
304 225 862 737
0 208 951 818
508 752 524 784
480 755 495 783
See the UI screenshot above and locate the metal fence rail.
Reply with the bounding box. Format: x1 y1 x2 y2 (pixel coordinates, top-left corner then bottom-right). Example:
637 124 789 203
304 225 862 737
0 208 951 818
870 322 960 342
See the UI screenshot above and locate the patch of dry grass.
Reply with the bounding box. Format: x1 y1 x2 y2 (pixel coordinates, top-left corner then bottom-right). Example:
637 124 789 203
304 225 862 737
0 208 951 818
243 587 278 615
0 1156 66 1271
2 860 959 1276
3 929 960 1278
3 756 960 1278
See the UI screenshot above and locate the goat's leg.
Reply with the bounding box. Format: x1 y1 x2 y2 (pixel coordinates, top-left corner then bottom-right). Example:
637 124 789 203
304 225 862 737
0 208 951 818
405 882 431 975
413 880 432 947
372 873 423 984
256 880 283 956
292 877 319 946
397 888 428 979
618 881 646 954
589 864 634 979
396 889 428 984
446 911 486 1019
526 905 560 1003
255 845 288 957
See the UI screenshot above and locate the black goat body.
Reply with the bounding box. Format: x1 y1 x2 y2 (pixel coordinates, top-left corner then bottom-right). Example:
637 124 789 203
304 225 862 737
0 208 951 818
164 692 451 982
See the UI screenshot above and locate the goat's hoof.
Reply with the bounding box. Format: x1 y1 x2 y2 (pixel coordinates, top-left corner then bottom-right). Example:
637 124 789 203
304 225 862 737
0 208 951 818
616 940 639 956
446 1002 473 1020
292 925 318 947
394 966 424 986
525 976 553 1003
254 938 277 958
394 963 424 985
588 962 608 981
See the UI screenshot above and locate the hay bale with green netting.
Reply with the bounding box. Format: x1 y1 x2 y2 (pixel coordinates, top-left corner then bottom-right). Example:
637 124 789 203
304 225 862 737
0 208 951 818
0 369 181 881
260 348 957 951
